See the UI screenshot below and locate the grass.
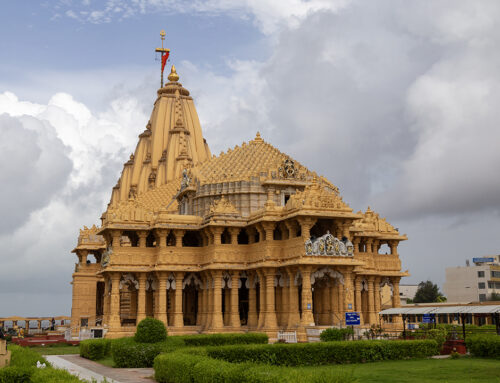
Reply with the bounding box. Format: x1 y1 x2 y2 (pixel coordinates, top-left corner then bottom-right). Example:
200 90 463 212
95 355 115 367
29 344 81 355
288 357 500 383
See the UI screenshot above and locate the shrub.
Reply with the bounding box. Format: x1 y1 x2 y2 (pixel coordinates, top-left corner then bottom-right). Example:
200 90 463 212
426 329 447 349
79 338 111 360
466 335 500 358
112 337 165 368
154 352 207 383
30 367 86 382
8 345 46 368
0 366 32 383
182 333 268 347
320 328 353 342
154 351 358 383
205 339 438 366
135 318 167 343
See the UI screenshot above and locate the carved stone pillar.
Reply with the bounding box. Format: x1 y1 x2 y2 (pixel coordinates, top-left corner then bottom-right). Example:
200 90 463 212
337 281 345 325
230 271 240 328
103 278 110 325
229 228 239 245
389 241 398 256
263 268 277 329
329 283 337 325
297 218 316 240
257 270 266 328
157 272 167 326
342 222 351 240
174 230 185 248
111 230 122 249
138 231 148 248
212 227 223 246
109 273 121 329
367 276 376 324
137 273 147 323
355 277 364 324
281 275 290 327
286 268 300 328
79 250 88 265
206 274 213 329
261 222 275 241
366 238 373 254
212 270 224 330
300 266 315 326
247 273 258 328
344 268 354 313
353 237 361 255
154 229 167 248
392 277 401 307
174 272 184 327
374 277 381 316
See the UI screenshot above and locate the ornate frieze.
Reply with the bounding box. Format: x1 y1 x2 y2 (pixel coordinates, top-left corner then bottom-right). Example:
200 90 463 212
305 232 354 257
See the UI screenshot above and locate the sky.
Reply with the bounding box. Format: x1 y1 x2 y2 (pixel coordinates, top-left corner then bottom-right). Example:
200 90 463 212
1 0 500 316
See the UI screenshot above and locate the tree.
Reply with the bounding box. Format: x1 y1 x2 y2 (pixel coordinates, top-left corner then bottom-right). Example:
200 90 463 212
412 280 446 303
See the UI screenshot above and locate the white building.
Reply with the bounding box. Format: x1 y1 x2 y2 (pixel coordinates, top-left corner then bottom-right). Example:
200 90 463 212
399 284 419 304
443 256 500 302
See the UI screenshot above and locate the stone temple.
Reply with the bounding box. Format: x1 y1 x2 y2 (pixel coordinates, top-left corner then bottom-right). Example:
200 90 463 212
70 65 408 340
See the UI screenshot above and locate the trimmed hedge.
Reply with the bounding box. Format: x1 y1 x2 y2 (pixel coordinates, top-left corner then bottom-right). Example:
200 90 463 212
154 352 357 383
79 338 111 360
111 332 269 368
466 335 500 358
135 318 167 343
0 345 85 383
182 333 268 347
111 337 165 368
320 328 354 342
205 340 438 366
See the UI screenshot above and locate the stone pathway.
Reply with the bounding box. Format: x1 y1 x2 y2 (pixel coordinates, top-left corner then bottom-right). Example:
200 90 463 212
45 355 155 383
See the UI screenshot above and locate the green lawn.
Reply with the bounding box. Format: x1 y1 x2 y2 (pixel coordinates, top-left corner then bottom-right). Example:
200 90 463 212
30 344 80 355
289 357 500 383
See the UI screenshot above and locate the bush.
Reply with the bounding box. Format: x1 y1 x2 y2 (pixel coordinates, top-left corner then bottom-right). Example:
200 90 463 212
79 338 111 360
205 339 438 366
154 351 358 383
30 368 86 382
9 345 46 368
135 318 167 343
112 337 165 368
466 335 500 358
182 333 268 347
0 366 32 383
320 328 354 342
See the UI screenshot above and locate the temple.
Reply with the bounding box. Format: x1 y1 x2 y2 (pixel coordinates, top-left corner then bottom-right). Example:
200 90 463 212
70 65 408 341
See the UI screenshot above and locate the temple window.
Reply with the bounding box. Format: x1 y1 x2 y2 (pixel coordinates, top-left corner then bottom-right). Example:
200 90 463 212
182 231 202 247
123 231 139 247
237 229 249 245
221 228 231 244
146 232 156 247
254 231 260 243
167 231 176 246
273 226 283 240
378 243 390 255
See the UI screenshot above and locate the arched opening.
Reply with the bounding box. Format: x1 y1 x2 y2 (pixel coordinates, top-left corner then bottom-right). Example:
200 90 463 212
378 243 390 255
120 275 138 326
239 275 249 325
254 230 260 243
167 231 176 246
221 228 231 244
311 268 343 326
182 231 202 247
237 229 249 244
123 231 139 247
146 278 155 317
182 274 201 326
273 226 282 240
146 232 156 247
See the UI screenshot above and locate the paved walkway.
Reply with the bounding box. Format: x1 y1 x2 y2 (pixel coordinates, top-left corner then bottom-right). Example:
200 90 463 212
46 355 155 383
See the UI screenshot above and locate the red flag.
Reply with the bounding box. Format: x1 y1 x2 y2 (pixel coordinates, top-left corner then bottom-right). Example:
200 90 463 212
161 52 170 73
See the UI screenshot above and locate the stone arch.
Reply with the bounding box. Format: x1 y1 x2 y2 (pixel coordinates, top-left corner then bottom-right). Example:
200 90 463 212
221 228 231 244
183 273 202 325
119 273 139 326
182 231 202 247
311 267 344 326
237 229 249 244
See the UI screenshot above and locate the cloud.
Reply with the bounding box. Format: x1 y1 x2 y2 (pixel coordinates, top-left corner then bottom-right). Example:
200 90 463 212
0 90 147 316
54 0 349 34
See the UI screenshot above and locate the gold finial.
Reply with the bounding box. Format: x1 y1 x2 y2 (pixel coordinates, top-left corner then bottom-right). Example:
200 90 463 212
160 30 166 46
155 30 171 87
253 131 263 143
168 65 179 82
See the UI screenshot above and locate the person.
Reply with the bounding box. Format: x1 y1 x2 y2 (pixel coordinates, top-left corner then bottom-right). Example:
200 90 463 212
0 327 5 339
51 318 55 331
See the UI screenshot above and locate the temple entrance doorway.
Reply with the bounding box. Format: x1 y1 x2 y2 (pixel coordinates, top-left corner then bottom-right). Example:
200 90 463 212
239 276 249 325
119 274 139 326
183 273 202 326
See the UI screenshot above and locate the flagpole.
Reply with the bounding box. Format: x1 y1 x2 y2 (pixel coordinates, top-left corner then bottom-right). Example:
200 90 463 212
155 30 170 88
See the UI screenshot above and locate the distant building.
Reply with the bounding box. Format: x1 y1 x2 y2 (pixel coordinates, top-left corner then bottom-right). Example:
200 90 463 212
443 256 500 302
399 284 418 304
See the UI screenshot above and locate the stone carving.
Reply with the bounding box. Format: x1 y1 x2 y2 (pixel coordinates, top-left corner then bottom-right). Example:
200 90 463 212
209 196 238 215
119 274 138 290
311 267 344 285
278 158 297 179
101 246 111 268
305 232 354 257
181 168 191 189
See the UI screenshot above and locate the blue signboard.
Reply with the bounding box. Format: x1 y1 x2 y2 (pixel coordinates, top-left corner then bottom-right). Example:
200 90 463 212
422 314 435 324
345 312 360 326
473 257 495 263
408 323 415 330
